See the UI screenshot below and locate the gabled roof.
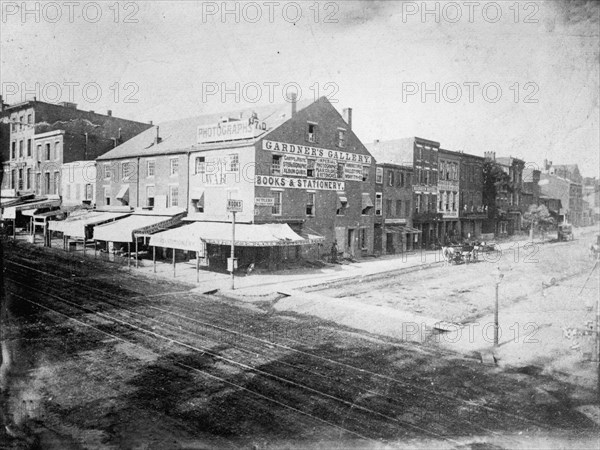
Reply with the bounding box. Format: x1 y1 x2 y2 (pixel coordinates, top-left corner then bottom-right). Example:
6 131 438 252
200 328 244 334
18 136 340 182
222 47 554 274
97 99 312 160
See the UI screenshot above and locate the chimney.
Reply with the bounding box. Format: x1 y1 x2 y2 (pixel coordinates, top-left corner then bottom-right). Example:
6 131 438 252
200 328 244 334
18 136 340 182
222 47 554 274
118 127 122 140
154 126 161 144
89 110 94 113
343 107 352 130
149 120 153 125
374 139 380 144
290 92 297 117
107 110 112 116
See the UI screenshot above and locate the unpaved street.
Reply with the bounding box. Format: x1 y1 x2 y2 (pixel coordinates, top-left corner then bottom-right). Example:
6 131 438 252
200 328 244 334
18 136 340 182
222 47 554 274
1 239 599 449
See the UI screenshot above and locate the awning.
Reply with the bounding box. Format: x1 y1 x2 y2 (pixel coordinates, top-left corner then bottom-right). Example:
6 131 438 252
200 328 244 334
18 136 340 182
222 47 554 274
49 211 132 238
386 225 422 234
149 222 316 249
361 193 374 209
190 189 205 201
297 227 325 244
4 198 61 219
116 185 129 201
93 214 184 242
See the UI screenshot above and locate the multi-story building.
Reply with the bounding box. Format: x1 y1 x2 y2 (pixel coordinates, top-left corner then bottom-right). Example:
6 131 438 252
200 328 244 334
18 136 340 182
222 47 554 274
438 149 461 242
367 137 440 248
484 152 525 235
0 100 152 198
459 152 486 239
96 96 376 268
373 162 415 254
61 161 96 208
541 161 584 226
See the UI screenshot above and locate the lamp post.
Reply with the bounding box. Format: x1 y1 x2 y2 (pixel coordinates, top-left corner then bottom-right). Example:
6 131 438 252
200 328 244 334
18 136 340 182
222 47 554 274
494 267 504 347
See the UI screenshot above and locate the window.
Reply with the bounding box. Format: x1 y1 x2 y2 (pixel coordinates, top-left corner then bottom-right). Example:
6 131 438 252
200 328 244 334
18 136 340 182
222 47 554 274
337 163 345 179
54 142 60 160
104 187 111 206
169 185 179 207
306 192 315 216
226 153 239 172
307 159 316 177
272 191 282 215
27 114 32 124
337 128 346 148
85 184 93 200
36 174 41 194
17 169 23 190
398 172 404 187
195 156 206 174
147 160 155 177
385 199 393 216
10 170 15 189
271 155 282 175
36 144 41 161
27 139 32 157
122 162 132 180
26 168 31 190
11 121 16 132
406 173 411 186
19 116 24 130
405 200 411 217
375 167 383 184
104 164 111 179
11 142 15 159
415 194 421 213
53 172 59 194
362 165 369 182
439 192 444 211
146 185 155 207
75 184 81 200
307 123 318 143
170 158 179 176
375 192 382 216
388 170 394 186
18 141 23 158
45 143 51 160
396 200 402 217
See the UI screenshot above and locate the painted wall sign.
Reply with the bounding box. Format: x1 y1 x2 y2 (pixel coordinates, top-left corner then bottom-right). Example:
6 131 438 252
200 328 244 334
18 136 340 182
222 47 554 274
282 155 307 177
262 140 372 164
255 197 275 206
255 176 345 191
315 158 338 179
197 121 264 144
344 162 363 181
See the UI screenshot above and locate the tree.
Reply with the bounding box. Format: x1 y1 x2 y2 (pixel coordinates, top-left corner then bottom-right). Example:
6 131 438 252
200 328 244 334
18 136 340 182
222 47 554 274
523 204 555 240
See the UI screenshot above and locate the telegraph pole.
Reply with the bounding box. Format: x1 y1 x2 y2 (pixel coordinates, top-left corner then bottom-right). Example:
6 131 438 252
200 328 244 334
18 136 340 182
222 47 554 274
226 199 243 290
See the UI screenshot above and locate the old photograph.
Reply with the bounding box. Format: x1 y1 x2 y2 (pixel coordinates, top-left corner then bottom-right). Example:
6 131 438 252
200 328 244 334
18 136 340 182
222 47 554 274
1 1 599 448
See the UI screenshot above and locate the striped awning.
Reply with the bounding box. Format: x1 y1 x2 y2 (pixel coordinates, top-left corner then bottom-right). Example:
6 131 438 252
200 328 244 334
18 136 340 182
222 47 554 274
49 211 132 238
93 213 184 242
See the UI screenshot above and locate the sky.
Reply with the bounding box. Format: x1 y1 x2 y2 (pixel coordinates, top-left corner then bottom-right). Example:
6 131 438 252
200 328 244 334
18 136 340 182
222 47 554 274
1 0 598 177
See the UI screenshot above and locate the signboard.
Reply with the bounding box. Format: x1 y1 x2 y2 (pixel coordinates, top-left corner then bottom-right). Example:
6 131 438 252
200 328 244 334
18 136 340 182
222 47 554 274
197 121 264 144
134 215 183 237
315 158 338 179
256 176 345 191
263 140 372 164
227 199 243 212
344 162 363 181
282 155 307 177
255 197 275 206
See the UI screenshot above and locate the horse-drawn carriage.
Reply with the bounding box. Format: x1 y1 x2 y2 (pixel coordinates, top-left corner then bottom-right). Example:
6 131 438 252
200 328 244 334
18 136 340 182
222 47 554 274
441 241 498 265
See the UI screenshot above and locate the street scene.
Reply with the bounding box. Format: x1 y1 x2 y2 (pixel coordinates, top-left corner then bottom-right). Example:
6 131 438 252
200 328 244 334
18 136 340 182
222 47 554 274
1 1 600 449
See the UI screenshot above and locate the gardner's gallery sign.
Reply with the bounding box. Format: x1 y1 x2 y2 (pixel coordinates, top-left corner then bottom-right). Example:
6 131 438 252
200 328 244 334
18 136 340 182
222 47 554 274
256 175 345 191
198 121 264 144
262 140 372 164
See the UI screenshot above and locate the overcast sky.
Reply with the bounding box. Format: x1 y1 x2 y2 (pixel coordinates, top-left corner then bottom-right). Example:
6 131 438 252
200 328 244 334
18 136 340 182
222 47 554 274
1 0 598 176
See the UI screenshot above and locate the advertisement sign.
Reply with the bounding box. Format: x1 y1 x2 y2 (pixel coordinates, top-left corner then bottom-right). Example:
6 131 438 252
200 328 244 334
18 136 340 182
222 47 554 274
315 158 338 179
282 155 307 177
255 197 275 206
255 176 345 191
227 199 243 212
262 140 372 164
344 162 363 181
197 121 264 144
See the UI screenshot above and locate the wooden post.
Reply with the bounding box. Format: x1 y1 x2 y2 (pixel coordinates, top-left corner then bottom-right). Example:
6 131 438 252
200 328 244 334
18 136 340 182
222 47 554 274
196 250 200 283
127 242 131 268
83 237 87 256
12 219 16 239
135 238 139 268
172 249 176 277
153 246 156 273
231 211 236 290
94 240 97 259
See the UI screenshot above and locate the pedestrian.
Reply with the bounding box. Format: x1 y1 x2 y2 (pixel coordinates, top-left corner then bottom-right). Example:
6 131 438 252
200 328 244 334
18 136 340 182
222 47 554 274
331 239 338 263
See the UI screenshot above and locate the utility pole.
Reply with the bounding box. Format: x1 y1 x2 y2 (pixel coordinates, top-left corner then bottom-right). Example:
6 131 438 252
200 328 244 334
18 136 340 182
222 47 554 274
231 210 236 290
494 267 504 347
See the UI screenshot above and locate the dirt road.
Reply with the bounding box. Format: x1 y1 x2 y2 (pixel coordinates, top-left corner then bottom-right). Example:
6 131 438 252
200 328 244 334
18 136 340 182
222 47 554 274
1 239 598 449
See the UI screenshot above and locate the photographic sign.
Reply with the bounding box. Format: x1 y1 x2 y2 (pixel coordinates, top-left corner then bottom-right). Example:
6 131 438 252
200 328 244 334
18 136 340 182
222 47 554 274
282 155 307 177
197 121 264 144
227 199 243 212
344 162 363 181
315 158 337 179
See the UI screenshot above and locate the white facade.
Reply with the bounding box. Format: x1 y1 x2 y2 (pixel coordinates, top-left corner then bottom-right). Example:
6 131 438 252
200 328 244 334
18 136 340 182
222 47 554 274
61 161 96 207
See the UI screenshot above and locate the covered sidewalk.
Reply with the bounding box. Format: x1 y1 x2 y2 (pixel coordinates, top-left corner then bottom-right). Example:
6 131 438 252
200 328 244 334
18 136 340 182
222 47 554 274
148 222 324 278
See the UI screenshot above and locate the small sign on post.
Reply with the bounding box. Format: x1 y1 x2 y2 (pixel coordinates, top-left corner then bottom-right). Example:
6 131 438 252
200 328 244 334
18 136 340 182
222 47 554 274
227 199 243 212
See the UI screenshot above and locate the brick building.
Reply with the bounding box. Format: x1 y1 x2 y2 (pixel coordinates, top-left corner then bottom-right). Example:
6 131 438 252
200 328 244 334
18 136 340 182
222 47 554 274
438 149 461 242
96 96 376 269
367 137 441 248
1 100 151 198
373 162 415 254
459 152 486 239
